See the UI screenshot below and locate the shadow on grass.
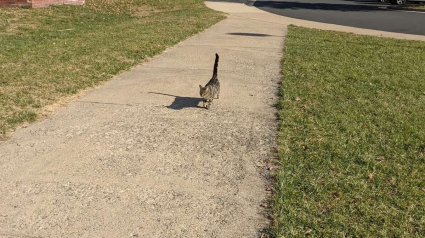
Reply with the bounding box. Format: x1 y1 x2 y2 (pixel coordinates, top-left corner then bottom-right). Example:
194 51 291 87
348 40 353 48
148 92 203 110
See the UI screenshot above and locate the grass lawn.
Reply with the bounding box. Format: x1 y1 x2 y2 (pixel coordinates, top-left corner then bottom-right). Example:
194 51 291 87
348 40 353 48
0 0 224 138
409 5 425 10
272 26 425 237
394 3 425 10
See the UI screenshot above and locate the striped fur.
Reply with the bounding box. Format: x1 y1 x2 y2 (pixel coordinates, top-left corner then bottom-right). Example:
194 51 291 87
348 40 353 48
199 53 220 109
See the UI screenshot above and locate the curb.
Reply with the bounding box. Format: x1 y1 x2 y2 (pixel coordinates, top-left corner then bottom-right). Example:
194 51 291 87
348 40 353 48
243 0 425 13
244 0 257 6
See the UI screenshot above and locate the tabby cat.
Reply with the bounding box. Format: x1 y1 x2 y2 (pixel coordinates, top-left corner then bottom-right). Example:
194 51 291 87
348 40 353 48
199 53 220 109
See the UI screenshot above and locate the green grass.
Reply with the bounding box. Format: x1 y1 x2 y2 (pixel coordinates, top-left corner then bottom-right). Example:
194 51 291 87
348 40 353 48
410 5 425 10
0 0 224 137
394 3 425 10
272 26 425 237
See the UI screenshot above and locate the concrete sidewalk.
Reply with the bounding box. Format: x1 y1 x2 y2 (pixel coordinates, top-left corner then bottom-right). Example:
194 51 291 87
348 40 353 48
0 2 285 238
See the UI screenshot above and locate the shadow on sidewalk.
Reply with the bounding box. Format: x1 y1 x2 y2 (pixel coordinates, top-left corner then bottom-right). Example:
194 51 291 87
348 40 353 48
227 32 284 37
148 92 203 110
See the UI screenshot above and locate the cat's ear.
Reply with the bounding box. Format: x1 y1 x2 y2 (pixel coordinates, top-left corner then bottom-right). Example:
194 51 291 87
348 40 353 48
199 85 203 90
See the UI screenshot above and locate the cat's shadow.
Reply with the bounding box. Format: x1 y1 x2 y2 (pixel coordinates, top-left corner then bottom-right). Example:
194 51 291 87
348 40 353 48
148 92 203 110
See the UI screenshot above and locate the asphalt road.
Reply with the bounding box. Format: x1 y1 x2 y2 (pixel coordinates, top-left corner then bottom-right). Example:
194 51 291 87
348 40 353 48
253 0 425 35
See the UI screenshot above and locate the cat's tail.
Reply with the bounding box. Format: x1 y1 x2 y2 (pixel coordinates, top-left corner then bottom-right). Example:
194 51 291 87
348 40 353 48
213 53 219 78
